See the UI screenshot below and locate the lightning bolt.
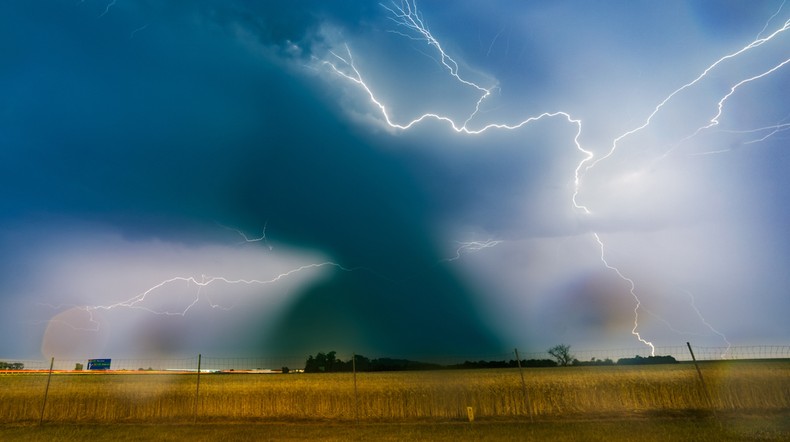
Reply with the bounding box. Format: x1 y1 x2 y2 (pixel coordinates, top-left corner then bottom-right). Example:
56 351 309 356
323 0 648 349
621 294 730 351
686 290 732 358
486 26 507 58
739 121 790 145
51 1 786 353
321 1 789 354
687 120 790 156
569 10 790 353
98 0 117 19
218 221 274 250
573 13 790 356
587 17 790 170
704 58 790 132
441 240 503 263
757 0 788 39
670 55 790 156
60 262 353 332
592 233 655 353
323 46 592 212
129 23 148 40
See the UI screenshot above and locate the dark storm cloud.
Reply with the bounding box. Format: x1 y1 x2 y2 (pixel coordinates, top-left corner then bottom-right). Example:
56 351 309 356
2 1 789 359
1 1 356 232
132 0 381 61
0 1 502 356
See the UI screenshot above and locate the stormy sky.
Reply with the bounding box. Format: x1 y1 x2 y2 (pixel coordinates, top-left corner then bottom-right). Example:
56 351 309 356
2 1 789 360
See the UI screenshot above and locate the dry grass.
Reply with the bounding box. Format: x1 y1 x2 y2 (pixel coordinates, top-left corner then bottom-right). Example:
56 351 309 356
1 361 787 423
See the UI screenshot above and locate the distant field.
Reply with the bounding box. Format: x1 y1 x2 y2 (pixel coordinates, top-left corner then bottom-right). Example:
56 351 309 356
1 361 788 424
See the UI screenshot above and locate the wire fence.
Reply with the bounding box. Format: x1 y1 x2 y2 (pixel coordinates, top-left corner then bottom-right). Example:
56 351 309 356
1 344 788 424
2 345 788 372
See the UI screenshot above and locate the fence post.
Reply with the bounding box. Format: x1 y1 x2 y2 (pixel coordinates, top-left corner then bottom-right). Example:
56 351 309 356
39 357 54 426
352 353 359 425
686 342 720 425
514 348 533 422
194 354 202 423
686 343 712 404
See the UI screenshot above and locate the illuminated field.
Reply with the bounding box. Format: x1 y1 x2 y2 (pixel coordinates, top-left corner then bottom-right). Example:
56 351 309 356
1 361 787 423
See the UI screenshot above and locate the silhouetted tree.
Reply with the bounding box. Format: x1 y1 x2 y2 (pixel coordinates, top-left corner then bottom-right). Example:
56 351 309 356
305 352 328 373
326 351 337 372
548 344 575 366
352 354 370 371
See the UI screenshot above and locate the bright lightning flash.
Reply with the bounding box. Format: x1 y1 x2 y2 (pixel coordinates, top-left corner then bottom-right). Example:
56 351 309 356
321 0 790 355
321 0 646 351
46 1 787 356
66 261 352 332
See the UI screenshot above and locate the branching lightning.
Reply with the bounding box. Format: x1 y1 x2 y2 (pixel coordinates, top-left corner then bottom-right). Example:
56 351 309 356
321 0 789 354
66 261 352 332
685 114 790 156
441 240 503 263
671 55 790 155
733 118 790 144
49 1 787 355
218 221 274 250
42 220 355 334
329 6 591 210
321 0 648 350
571 14 789 354
740 121 790 145
588 17 790 170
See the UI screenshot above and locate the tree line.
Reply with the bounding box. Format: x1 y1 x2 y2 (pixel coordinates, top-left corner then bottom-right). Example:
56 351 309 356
304 345 677 373
547 344 677 366
0 361 25 370
304 351 444 373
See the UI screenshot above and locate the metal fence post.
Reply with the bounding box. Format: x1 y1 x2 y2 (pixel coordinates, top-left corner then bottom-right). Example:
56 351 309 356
686 342 720 426
352 353 359 425
39 357 54 426
194 354 202 423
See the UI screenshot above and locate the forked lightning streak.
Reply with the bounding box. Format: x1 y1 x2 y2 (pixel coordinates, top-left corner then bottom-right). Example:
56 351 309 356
324 1 788 354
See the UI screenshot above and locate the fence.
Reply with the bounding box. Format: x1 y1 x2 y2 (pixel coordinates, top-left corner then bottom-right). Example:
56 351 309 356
1 344 788 424
2 345 788 372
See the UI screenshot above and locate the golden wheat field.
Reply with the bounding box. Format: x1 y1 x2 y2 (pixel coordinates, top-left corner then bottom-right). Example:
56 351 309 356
1 361 788 423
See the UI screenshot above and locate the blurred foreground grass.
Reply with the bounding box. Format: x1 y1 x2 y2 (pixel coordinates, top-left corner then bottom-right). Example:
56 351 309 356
2 413 789 442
